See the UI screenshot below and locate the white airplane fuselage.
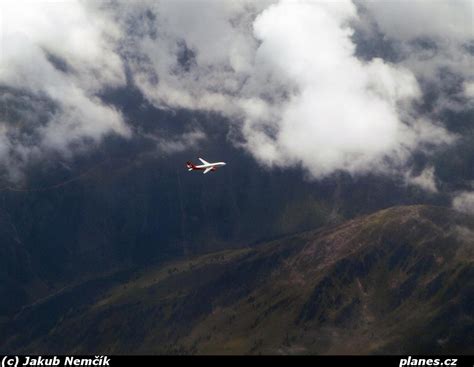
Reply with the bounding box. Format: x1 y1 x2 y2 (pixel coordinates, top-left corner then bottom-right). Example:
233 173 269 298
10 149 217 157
186 158 226 174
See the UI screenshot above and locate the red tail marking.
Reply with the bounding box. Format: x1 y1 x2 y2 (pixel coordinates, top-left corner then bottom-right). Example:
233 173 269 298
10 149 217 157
186 161 196 169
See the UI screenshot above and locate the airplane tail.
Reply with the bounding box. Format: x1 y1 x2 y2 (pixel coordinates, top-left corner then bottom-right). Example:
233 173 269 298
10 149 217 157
186 161 196 171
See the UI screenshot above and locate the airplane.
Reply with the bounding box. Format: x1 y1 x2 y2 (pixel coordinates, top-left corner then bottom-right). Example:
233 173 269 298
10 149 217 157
186 157 226 174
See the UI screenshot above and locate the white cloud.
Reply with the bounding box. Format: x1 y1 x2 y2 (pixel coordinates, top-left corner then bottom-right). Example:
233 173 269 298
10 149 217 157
361 0 474 113
362 0 473 43
452 191 474 214
0 0 129 180
146 128 206 154
243 1 428 176
114 0 455 179
114 0 272 113
0 0 467 182
464 81 474 98
405 166 438 193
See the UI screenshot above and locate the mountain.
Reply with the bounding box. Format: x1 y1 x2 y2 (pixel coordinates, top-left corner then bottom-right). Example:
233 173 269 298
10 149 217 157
1 103 446 320
1 205 473 354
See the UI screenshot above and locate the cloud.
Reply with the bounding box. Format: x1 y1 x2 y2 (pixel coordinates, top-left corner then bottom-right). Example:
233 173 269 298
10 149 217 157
361 0 472 43
116 0 454 178
113 0 272 112
360 0 474 113
0 0 130 180
452 191 474 215
405 166 438 193
0 0 468 183
455 225 474 242
241 1 453 177
463 82 474 99
145 128 206 154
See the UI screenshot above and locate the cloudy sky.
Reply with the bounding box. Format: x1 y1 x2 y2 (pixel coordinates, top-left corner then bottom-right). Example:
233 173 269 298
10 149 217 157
0 0 472 205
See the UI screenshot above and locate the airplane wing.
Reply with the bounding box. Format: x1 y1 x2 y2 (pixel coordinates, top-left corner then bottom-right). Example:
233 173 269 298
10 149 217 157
203 167 213 174
198 157 210 165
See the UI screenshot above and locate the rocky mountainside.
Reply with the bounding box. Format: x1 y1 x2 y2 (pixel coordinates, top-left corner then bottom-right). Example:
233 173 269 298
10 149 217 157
0 103 447 319
1 205 473 354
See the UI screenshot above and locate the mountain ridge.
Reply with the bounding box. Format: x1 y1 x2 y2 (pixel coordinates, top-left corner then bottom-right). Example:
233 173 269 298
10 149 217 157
1 205 473 354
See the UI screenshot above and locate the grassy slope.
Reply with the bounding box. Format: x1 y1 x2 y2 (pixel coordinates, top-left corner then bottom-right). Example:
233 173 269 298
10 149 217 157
1 205 473 355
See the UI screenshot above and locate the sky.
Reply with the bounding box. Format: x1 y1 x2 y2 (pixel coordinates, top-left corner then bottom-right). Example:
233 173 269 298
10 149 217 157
0 0 472 208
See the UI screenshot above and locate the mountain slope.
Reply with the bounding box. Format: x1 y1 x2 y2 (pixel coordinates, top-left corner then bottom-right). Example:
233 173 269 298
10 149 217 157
1 205 473 354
